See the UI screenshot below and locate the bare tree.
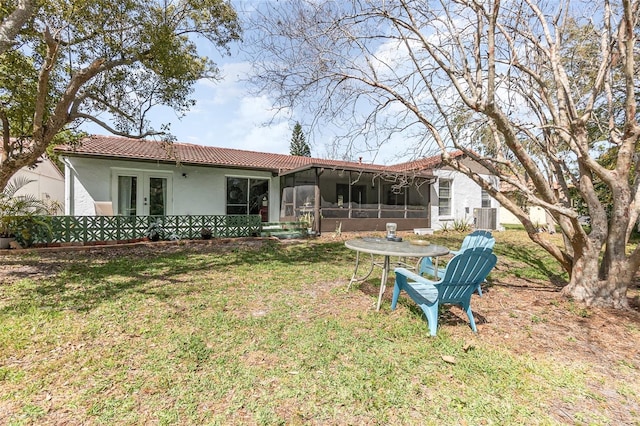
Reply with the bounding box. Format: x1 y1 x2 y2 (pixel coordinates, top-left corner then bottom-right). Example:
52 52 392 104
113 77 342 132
246 0 640 308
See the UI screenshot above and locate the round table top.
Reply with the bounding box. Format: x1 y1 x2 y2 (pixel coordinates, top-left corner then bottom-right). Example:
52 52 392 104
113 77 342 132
345 237 449 258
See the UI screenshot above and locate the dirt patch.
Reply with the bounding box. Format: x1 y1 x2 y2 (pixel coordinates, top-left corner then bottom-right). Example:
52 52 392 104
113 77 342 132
0 237 270 285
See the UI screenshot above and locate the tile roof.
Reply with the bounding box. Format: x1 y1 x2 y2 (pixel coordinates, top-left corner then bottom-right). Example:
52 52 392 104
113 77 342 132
389 150 464 172
56 135 437 176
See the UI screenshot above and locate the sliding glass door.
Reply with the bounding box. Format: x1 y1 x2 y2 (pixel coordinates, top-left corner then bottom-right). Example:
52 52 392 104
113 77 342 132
226 177 269 221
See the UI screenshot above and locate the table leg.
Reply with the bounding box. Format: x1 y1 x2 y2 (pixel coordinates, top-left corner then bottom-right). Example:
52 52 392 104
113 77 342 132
347 250 375 290
376 256 390 311
434 257 439 280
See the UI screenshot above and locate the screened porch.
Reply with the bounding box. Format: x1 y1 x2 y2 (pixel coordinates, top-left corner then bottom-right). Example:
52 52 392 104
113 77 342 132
279 168 433 233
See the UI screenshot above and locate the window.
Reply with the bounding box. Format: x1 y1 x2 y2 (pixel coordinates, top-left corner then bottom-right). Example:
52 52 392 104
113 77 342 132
227 178 247 214
384 185 404 206
336 184 349 206
226 177 269 216
149 177 167 215
481 189 492 208
438 179 451 216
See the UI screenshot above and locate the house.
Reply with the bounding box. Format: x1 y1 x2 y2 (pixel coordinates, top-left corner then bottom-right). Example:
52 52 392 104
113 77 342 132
392 153 501 231
56 135 498 233
11 156 65 213
497 181 555 231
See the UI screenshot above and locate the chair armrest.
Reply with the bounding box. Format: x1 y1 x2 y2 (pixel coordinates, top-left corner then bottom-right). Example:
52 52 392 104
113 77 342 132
394 267 438 284
394 268 439 303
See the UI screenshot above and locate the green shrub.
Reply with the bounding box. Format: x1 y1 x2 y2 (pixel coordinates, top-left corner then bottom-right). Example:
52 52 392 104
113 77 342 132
452 217 471 232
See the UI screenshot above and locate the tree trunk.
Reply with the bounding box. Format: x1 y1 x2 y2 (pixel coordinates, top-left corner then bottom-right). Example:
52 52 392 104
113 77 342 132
562 243 631 308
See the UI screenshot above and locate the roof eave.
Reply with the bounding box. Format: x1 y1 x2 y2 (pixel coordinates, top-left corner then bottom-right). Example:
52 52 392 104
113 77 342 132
58 151 282 173
278 163 388 177
279 163 436 179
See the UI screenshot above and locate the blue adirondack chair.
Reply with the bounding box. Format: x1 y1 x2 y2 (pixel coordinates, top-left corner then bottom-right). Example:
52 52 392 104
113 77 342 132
419 230 495 295
392 247 497 336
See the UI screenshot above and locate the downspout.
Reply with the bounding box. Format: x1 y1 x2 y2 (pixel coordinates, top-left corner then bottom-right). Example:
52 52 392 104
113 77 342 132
62 156 74 215
314 168 323 234
428 176 436 229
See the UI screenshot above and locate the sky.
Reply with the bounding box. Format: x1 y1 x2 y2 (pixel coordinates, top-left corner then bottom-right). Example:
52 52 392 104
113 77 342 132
78 1 312 160
76 0 611 168
146 59 296 156
80 1 422 166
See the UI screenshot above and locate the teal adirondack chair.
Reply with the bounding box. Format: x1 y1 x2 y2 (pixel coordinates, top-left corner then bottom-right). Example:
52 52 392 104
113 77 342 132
392 247 497 336
419 230 495 295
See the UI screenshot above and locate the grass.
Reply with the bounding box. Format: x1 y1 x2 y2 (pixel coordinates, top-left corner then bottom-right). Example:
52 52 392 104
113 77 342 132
0 232 633 424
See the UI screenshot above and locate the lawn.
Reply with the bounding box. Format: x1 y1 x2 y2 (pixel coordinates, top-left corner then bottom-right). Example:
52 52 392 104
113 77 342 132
0 231 638 425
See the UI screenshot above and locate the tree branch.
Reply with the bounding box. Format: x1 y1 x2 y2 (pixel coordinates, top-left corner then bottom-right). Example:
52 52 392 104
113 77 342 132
0 0 37 54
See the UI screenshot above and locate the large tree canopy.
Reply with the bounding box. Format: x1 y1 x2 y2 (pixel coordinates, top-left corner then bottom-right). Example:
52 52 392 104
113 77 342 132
247 0 640 308
0 0 240 189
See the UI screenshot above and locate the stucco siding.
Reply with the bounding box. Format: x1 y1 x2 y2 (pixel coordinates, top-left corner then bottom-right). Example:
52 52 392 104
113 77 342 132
13 159 65 213
430 169 499 230
63 156 281 219
499 205 547 226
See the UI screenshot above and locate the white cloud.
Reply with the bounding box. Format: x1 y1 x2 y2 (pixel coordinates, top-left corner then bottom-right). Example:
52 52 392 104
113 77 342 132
172 86 293 154
144 58 296 154
223 95 292 153
199 61 253 105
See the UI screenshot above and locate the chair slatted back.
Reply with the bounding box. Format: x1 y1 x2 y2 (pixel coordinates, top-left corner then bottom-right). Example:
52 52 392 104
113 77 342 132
458 230 495 252
437 247 497 303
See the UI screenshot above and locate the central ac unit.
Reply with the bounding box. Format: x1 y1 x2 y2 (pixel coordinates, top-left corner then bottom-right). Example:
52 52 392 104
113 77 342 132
474 208 497 230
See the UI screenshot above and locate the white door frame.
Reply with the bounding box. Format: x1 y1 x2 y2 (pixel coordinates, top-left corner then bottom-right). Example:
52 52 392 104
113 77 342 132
111 168 174 216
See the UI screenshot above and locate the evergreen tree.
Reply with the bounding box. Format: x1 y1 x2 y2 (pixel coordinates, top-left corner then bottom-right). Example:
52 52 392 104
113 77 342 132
289 122 311 157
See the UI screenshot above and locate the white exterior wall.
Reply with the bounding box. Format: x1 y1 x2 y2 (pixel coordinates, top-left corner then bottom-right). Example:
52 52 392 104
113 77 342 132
62 156 281 220
430 169 500 230
13 158 65 213
499 205 547 226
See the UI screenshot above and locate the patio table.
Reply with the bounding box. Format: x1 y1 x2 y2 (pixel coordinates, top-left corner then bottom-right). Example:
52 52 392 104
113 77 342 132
345 237 449 311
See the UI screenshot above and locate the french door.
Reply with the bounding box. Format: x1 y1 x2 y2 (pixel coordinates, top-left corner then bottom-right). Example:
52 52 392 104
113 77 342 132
113 171 173 216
